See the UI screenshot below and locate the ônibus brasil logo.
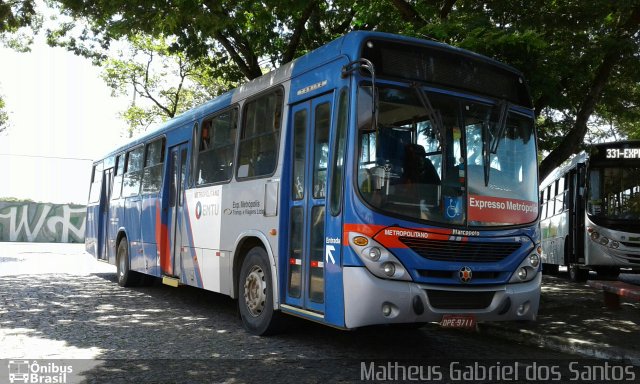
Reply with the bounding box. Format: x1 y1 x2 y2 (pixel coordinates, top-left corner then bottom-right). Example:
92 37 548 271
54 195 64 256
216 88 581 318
8 360 72 383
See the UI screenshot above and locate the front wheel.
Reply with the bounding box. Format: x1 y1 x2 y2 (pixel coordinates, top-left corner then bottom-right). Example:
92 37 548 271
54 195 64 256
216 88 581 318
238 247 282 335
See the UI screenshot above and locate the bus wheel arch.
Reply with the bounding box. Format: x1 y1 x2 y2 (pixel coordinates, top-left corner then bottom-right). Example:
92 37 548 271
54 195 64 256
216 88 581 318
115 232 142 287
233 237 263 298
234 239 282 335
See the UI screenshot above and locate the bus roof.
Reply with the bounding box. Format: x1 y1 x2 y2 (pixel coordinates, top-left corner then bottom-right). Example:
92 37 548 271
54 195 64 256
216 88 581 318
539 152 588 190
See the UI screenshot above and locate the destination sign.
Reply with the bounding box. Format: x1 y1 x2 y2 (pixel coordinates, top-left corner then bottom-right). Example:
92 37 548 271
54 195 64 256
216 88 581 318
605 148 640 159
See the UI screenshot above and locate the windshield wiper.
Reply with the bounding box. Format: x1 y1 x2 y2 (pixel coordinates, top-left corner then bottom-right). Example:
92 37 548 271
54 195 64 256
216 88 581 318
411 83 444 149
491 100 509 154
483 100 509 186
482 119 491 187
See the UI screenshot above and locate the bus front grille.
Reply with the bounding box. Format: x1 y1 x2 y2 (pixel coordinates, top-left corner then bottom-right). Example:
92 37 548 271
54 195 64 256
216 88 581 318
426 290 495 310
400 237 521 262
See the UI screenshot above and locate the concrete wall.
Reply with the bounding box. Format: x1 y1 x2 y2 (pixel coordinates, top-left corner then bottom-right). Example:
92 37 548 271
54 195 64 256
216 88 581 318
0 202 86 243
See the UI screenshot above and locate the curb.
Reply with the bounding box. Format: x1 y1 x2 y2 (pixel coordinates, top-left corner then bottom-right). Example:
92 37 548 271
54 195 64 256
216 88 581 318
478 323 640 366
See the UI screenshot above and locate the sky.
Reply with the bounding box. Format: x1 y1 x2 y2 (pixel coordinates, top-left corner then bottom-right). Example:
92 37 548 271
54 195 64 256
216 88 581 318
0 36 130 204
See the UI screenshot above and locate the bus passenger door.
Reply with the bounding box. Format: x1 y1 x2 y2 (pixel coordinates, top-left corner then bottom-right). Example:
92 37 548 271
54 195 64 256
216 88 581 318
286 93 333 314
163 143 189 278
99 167 114 261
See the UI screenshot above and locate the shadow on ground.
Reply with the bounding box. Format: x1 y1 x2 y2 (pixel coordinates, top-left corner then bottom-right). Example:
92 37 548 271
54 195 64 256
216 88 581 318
0 272 603 382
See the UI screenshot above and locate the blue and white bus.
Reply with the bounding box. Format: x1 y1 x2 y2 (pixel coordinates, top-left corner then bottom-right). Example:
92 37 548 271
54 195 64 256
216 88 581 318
86 31 542 335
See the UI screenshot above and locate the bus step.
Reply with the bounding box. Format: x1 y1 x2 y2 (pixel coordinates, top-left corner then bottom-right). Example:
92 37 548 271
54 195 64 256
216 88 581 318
162 276 180 287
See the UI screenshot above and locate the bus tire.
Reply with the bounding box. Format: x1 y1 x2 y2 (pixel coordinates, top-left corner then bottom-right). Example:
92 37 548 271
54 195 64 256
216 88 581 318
116 238 139 287
238 246 282 336
569 264 589 282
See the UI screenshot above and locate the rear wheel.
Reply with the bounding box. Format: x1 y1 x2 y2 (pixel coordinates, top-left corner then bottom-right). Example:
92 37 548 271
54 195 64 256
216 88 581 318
116 238 140 287
569 264 589 282
238 246 282 335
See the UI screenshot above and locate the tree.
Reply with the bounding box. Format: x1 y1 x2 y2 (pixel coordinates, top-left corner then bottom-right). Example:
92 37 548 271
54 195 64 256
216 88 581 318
1 0 41 133
0 0 39 50
48 0 355 81
48 0 640 180
101 35 234 136
0 94 9 133
48 0 359 133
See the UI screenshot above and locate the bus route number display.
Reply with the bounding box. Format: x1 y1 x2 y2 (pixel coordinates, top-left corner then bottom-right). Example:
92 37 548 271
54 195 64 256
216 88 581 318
606 148 640 159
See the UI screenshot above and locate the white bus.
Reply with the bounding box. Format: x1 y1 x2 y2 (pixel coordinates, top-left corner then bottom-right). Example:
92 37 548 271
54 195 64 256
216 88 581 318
540 141 640 281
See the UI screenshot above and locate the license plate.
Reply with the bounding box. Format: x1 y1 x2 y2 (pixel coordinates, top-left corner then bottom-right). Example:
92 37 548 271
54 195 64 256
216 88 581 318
440 314 476 328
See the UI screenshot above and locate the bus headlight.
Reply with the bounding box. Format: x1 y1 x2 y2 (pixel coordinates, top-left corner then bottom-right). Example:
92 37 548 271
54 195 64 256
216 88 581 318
529 254 540 268
517 267 528 280
509 249 540 283
381 262 396 277
365 247 381 261
349 232 411 281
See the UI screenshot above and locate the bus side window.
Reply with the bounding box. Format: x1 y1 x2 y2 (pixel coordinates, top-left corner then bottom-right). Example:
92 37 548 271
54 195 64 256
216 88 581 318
198 108 238 185
88 161 103 203
142 138 165 194
546 185 552 218
122 146 144 197
555 177 564 215
111 154 125 200
237 89 283 179
563 174 570 211
329 88 349 216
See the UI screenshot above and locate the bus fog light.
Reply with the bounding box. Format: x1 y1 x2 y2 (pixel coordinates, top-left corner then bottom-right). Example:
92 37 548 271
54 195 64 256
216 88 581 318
382 303 392 317
517 301 530 316
611 241 620 249
381 262 396 277
364 247 381 261
599 236 609 245
517 267 528 281
529 254 540 268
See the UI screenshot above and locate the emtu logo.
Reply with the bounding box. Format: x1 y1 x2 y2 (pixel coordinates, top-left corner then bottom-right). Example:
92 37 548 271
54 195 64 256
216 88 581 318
195 201 203 219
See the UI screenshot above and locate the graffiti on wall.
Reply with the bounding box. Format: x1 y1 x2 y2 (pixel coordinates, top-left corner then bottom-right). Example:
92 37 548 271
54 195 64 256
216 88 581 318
0 202 86 243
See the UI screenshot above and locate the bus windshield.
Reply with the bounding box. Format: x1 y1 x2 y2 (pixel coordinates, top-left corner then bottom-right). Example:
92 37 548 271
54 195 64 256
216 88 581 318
357 84 538 227
588 166 640 221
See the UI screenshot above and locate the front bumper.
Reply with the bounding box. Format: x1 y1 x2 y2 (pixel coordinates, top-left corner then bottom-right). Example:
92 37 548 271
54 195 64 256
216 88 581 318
343 266 541 328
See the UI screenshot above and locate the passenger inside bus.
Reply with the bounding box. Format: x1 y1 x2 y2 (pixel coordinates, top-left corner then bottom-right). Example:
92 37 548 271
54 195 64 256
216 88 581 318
200 123 211 150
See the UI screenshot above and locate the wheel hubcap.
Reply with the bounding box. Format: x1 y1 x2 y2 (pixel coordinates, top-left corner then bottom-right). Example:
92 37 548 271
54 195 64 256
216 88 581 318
244 265 266 317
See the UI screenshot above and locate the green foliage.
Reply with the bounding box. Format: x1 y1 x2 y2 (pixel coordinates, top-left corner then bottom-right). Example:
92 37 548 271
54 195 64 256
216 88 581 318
0 0 41 51
100 35 234 135
0 94 8 133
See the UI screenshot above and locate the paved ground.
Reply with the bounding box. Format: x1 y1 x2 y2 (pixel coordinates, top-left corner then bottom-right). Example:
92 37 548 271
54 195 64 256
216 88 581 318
0 243 638 383
480 268 640 365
